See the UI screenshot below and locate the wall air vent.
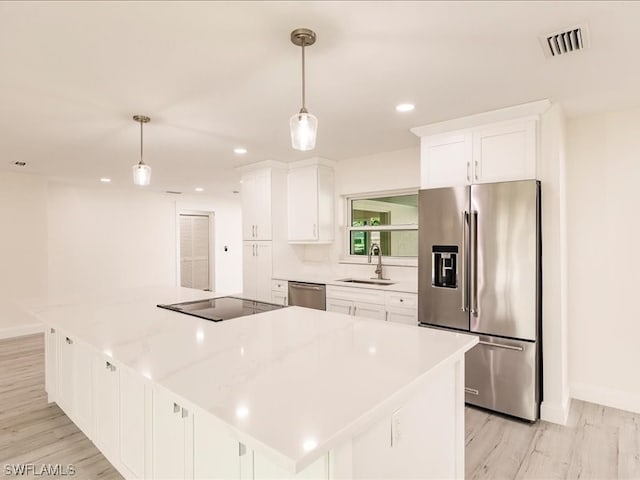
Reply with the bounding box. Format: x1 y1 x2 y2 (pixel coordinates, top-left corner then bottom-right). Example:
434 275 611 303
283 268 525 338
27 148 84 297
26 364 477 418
540 24 589 58
165 190 183 195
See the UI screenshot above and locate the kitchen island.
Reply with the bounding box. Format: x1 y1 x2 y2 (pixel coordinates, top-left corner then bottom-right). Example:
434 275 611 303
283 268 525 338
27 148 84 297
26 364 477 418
34 287 477 479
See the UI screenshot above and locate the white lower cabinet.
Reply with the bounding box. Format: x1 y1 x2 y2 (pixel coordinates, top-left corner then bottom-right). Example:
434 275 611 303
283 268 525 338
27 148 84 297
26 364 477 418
119 365 148 479
194 412 242 479
57 331 93 437
45 327 57 402
326 286 418 325
271 279 288 306
153 388 194 480
92 354 120 463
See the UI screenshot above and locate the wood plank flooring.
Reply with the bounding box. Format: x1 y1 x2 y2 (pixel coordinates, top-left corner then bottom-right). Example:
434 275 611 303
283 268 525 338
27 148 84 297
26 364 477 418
1 333 639 479
0 333 122 479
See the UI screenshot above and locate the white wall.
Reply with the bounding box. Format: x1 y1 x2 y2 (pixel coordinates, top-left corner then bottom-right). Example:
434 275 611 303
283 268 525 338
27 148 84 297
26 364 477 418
47 182 242 299
0 172 48 337
566 108 640 414
273 147 421 282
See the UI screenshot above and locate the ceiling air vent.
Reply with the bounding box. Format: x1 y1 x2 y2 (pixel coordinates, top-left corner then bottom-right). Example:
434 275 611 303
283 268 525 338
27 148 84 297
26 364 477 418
540 24 589 58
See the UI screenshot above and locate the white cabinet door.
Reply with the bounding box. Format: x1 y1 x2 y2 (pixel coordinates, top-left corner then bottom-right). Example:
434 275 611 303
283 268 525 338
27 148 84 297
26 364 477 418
57 333 92 437
74 340 94 438
253 171 272 240
243 242 272 302
92 355 120 462
326 298 353 315
420 132 472 188
194 412 241 480
287 164 333 243
153 388 194 480
353 302 386 321
45 327 57 402
255 242 273 303
242 242 257 300
56 333 74 414
288 166 318 242
120 366 147 479
242 171 272 241
473 119 536 183
387 307 418 326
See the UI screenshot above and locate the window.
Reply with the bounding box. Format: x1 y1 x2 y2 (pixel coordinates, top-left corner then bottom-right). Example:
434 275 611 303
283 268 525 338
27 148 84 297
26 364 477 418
347 192 418 258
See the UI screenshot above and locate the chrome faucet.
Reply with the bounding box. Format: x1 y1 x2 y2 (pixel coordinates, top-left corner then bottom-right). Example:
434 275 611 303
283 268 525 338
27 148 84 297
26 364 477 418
368 243 385 280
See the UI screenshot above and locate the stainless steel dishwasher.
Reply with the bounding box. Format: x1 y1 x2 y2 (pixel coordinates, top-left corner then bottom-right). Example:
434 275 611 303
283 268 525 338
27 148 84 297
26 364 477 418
288 281 326 310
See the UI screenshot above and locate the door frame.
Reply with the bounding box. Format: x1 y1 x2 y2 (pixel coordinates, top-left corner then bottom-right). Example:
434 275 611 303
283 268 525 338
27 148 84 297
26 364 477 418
175 208 215 292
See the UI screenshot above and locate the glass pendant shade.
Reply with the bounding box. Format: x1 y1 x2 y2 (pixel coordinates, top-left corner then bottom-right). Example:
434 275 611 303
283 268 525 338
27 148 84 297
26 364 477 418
290 111 318 151
132 163 152 186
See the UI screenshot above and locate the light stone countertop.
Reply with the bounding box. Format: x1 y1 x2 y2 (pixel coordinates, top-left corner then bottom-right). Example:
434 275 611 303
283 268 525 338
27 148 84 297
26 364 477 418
33 286 475 472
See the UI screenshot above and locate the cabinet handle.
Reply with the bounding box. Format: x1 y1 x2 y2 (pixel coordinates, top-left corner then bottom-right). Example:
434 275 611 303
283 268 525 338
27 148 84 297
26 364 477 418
353 306 357 316
173 402 180 414
385 311 389 321
465 387 479 395
466 162 470 182
474 160 479 180
239 443 247 457
255 225 258 238
181 407 189 418
65 337 73 345
105 361 116 372
252 225 255 238
255 244 258 257
399 298 404 303
348 306 352 315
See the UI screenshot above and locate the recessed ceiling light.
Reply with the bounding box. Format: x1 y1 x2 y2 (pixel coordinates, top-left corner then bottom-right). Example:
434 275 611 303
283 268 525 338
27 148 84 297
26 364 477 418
395 103 415 112
233 147 247 155
195 187 204 192
100 178 111 183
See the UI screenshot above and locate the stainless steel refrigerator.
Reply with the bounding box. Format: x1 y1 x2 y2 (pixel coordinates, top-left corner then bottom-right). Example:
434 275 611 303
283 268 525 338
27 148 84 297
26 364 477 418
418 180 541 421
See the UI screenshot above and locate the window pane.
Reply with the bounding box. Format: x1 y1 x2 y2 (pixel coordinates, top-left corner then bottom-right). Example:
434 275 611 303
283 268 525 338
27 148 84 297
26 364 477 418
351 194 418 227
350 230 418 257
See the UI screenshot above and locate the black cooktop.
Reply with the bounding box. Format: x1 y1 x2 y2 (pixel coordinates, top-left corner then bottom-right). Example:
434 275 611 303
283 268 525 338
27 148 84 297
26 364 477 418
157 296 287 322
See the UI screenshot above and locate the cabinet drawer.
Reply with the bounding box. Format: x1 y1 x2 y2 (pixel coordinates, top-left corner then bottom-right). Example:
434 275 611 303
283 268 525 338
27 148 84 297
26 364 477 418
271 279 288 293
326 286 385 305
385 291 417 308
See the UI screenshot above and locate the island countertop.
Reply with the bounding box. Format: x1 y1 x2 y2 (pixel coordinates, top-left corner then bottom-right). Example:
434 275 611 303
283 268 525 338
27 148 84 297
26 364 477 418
32 286 477 473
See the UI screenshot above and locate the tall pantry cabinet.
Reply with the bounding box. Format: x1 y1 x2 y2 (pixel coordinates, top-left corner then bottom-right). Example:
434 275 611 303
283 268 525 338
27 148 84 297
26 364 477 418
239 162 287 302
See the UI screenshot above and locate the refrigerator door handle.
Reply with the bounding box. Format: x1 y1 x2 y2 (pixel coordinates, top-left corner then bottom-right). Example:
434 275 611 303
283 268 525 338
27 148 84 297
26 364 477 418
461 211 468 312
478 340 524 352
470 210 479 316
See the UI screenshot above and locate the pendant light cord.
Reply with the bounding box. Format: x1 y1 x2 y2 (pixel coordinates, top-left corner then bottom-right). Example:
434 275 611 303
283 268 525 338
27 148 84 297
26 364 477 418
301 37 307 113
139 119 144 166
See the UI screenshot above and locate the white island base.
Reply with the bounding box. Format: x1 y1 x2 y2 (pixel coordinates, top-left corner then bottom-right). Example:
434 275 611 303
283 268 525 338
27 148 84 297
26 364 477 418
38 288 475 480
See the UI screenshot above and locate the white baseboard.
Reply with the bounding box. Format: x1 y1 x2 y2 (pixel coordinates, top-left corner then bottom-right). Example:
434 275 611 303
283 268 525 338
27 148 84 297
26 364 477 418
571 382 640 415
541 397 570 425
0 323 44 340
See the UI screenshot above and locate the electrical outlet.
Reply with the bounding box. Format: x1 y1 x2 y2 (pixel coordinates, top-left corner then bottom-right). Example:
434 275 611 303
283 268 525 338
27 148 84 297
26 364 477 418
391 408 401 447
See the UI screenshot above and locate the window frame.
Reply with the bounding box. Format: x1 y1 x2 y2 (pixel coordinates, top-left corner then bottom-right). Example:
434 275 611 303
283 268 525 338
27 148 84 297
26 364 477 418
341 188 419 267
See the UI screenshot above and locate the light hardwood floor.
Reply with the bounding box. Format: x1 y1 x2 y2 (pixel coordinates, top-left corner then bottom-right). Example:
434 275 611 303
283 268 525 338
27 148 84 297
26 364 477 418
1 333 639 479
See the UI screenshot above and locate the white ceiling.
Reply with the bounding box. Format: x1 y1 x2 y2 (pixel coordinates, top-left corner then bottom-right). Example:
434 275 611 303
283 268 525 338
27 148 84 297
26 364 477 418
1 1 639 194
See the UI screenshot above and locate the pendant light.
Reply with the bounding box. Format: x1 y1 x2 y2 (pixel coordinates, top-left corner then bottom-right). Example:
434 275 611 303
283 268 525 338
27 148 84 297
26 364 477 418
132 115 152 186
289 28 317 151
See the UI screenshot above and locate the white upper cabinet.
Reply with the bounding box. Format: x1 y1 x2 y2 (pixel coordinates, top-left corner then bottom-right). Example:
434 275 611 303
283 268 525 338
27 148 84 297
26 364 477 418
472 118 537 184
287 160 334 243
412 100 549 189
420 132 473 188
241 169 272 241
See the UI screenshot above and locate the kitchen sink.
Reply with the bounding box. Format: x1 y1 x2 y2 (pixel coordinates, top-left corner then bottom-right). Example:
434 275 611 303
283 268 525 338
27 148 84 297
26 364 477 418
337 278 395 286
